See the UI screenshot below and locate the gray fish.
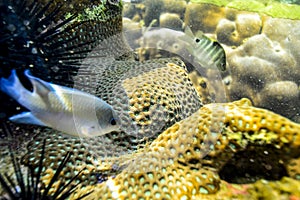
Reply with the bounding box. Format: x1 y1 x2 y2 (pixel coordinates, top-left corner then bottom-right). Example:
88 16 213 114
0 70 120 137
179 26 226 71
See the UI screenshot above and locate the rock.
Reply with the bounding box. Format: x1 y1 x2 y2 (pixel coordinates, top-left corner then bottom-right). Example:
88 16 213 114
143 0 165 27
184 3 225 33
159 13 183 30
256 81 300 119
229 55 278 89
262 17 300 81
235 13 262 40
163 0 187 18
216 11 262 46
216 18 240 46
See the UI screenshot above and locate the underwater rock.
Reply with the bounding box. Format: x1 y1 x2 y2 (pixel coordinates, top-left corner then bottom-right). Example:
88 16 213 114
184 3 225 33
216 18 240 46
122 1 141 20
257 81 300 119
143 0 165 27
229 55 278 89
262 17 300 81
226 33 300 120
234 12 261 38
159 13 183 30
188 71 216 104
163 0 187 18
216 11 262 46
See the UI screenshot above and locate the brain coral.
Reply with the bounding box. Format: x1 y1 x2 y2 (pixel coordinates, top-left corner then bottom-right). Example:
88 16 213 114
70 98 300 199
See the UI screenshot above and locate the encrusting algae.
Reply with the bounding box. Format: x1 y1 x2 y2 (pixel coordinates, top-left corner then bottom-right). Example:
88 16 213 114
1 0 300 199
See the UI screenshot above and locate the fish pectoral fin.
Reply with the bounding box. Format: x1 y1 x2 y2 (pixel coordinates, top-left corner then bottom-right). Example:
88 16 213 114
9 112 46 126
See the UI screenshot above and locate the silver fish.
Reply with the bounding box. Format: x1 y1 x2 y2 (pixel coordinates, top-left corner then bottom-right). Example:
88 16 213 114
0 70 120 137
179 26 226 71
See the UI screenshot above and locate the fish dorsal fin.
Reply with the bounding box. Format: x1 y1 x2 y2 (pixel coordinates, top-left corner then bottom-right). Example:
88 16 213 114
184 26 195 38
177 26 194 44
24 70 54 98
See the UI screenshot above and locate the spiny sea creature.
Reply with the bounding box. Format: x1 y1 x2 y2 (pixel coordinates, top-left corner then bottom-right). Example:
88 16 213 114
0 138 93 200
0 0 128 119
0 70 120 137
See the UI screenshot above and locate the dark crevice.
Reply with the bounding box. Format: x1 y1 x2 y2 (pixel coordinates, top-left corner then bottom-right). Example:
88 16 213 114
219 145 288 184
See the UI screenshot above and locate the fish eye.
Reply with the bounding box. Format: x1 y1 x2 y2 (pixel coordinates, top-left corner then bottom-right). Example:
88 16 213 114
110 118 117 126
195 38 201 43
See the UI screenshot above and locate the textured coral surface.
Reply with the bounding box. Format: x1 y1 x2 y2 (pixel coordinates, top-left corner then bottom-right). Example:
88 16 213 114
1 0 300 199
72 99 300 199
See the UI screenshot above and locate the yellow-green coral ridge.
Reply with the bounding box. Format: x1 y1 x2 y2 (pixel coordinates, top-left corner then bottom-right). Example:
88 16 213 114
76 98 300 199
191 0 300 20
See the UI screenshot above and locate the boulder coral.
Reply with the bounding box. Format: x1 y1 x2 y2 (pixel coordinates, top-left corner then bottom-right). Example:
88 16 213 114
216 10 262 46
184 3 225 33
159 13 183 30
226 18 300 121
69 98 300 199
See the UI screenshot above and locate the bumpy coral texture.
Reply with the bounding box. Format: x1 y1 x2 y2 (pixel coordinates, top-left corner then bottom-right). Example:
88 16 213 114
19 60 202 189
71 98 300 199
2 1 300 199
74 57 202 143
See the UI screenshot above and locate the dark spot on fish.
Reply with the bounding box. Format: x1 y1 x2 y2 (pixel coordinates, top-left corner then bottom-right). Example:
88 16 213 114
195 38 201 43
110 118 117 125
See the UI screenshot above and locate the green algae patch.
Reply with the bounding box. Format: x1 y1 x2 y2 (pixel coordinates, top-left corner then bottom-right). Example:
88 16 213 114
191 0 300 19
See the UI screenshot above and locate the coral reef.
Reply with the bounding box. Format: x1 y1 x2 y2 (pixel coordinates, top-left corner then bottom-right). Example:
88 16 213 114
216 10 262 46
226 19 300 120
124 1 300 123
185 3 225 33
159 13 183 30
190 0 300 20
72 98 300 199
2 0 300 199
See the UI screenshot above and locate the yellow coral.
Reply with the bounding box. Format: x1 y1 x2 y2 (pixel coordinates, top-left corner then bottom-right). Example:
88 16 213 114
77 99 300 199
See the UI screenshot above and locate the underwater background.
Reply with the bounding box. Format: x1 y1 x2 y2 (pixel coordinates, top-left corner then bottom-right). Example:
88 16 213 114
1 0 300 199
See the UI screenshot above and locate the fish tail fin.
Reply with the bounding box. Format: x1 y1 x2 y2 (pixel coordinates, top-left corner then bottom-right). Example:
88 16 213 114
0 70 26 101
